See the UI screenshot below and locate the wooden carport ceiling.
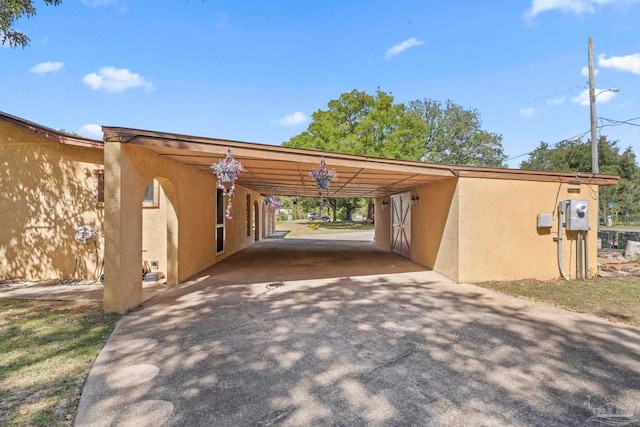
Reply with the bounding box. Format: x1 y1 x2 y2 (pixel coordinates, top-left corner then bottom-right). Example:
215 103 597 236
104 128 455 198
102 127 620 198
157 152 449 198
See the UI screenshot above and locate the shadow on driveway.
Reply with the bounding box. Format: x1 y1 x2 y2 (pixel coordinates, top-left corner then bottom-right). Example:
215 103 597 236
76 238 640 426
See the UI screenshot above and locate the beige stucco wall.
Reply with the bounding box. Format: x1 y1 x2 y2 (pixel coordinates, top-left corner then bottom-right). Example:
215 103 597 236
374 196 391 251
375 179 460 280
142 183 168 274
0 121 104 280
104 143 263 313
215 185 261 262
410 178 460 281
456 177 598 282
378 176 599 283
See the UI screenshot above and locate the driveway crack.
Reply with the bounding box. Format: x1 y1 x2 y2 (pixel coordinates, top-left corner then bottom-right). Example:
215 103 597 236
363 344 417 378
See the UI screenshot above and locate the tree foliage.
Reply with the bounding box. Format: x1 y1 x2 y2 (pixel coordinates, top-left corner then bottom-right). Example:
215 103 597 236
520 136 638 179
1 0 61 48
520 136 640 221
283 88 508 222
409 99 507 167
284 89 507 168
284 89 427 161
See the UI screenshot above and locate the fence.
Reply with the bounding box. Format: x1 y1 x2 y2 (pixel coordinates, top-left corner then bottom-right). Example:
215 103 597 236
598 230 640 250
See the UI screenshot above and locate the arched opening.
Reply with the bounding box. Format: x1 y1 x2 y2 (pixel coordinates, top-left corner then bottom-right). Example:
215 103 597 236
141 177 178 285
262 201 267 239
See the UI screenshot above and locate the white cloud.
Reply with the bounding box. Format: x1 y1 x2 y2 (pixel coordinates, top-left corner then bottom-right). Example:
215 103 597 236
572 88 617 106
547 97 566 105
385 38 425 60
526 0 621 18
581 65 599 77
30 61 64 74
82 67 154 92
519 107 535 117
278 112 308 126
82 0 126 11
77 124 103 139
598 53 640 74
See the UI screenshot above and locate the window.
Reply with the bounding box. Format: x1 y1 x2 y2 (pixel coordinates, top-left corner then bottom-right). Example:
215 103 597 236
143 180 160 208
216 188 225 253
93 170 104 207
92 174 160 209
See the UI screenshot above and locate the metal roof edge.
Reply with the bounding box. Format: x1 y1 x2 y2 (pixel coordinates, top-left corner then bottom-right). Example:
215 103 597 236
101 125 621 185
0 110 104 149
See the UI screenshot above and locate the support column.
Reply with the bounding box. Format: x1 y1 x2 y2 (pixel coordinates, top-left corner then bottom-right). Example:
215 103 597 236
104 142 143 313
166 194 179 285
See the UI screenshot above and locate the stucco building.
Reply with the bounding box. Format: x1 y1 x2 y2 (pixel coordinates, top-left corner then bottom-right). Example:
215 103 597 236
1 112 619 314
0 112 104 281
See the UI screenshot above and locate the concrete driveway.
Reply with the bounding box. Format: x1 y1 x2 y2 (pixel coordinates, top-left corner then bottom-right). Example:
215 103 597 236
76 237 640 426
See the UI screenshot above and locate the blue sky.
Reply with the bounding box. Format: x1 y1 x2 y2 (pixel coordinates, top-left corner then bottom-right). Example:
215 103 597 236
2 0 640 168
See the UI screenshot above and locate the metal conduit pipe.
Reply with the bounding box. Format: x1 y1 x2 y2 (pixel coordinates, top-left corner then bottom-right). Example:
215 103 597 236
584 234 589 279
557 207 569 280
577 231 583 280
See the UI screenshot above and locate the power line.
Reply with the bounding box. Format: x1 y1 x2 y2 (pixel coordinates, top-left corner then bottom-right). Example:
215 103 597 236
506 129 590 163
485 85 586 118
507 115 640 165
599 116 640 128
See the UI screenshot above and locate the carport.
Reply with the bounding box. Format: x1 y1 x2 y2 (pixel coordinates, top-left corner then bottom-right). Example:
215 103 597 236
102 126 618 313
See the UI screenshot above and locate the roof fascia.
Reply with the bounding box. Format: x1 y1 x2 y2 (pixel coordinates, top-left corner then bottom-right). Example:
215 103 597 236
1 111 103 149
103 126 620 185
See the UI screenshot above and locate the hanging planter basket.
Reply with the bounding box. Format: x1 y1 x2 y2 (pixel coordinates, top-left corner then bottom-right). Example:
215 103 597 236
219 171 236 183
309 157 338 207
210 148 247 220
309 158 338 189
316 178 330 190
264 195 284 208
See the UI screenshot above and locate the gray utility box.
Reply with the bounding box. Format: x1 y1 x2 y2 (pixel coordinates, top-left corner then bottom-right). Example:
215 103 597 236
537 213 553 228
565 199 589 231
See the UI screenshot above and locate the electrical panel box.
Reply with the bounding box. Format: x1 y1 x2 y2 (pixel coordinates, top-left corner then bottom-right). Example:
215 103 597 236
537 213 553 228
565 199 589 231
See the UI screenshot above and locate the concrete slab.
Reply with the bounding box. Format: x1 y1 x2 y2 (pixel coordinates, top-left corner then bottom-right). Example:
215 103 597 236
0 280 171 302
76 238 640 426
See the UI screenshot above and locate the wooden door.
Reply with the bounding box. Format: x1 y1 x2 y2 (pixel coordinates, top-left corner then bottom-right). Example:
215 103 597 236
391 192 411 258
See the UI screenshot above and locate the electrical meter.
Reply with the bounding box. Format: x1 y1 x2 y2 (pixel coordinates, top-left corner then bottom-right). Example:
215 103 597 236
565 199 589 231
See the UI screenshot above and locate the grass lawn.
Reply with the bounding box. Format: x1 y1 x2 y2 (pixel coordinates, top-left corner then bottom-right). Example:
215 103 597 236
477 276 640 327
0 299 119 427
276 219 374 237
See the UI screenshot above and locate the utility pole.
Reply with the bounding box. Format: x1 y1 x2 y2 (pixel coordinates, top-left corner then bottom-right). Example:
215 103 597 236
588 37 598 174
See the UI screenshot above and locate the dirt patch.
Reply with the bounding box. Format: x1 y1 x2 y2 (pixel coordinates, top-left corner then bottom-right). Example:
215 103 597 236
598 248 640 276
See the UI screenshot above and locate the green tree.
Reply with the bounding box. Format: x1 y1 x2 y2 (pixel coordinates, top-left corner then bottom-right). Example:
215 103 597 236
409 99 507 167
333 198 362 222
1 0 62 48
520 136 640 221
520 136 637 178
284 89 428 161
284 89 429 222
618 183 640 221
285 89 509 221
